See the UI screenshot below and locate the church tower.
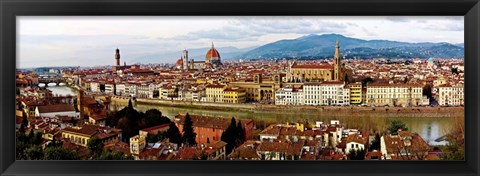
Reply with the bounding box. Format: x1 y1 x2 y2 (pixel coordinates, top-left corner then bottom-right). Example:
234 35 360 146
77 89 84 119
115 48 121 66
333 40 342 81
182 49 189 71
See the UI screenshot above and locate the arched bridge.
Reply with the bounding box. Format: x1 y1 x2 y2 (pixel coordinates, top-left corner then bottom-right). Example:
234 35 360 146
38 77 68 86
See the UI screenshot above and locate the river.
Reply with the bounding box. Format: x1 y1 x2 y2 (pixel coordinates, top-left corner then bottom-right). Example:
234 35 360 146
46 85 77 97
110 101 460 146
46 86 457 146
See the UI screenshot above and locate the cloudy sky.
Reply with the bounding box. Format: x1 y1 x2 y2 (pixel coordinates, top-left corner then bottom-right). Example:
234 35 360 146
17 16 464 68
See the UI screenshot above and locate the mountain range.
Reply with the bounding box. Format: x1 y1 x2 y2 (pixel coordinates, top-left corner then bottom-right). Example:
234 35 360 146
238 34 464 60
130 34 464 64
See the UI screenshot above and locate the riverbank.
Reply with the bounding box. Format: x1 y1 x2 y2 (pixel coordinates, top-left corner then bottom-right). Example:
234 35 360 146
110 96 463 118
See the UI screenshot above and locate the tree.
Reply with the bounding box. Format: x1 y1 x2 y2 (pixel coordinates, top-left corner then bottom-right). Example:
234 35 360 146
19 124 26 133
361 77 373 87
388 120 409 135
21 111 29 128
442 117 464 160
236 121 245 146
87 137 104 157
182 113 197 146
348 148 366 160
221 117 243 154
451 67 459 74
147 132 166 143
166 122 182 146
23 146 44 160
423 84 433 99
369 133 381 151
144 109 170 128
44 147 78 160
344 74 350 84
96 150 133 160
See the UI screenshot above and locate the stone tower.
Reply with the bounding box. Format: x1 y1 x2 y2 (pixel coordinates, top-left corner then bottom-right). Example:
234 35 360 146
333 40 341 81
77 89 84 119
182 49 189 71
115 48 121 66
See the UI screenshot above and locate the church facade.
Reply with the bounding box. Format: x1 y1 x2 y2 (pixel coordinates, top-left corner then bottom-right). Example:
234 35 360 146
287 41 346 83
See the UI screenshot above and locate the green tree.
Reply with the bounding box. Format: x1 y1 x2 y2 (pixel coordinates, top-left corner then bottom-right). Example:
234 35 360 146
236 121 245 146
96 150 133 160
361 77 373 87
21 111 29 128
44 147 78 160
87 137 104 157
442 117 464 160
221 117 243 154
388 120 409 135
166 122 182 146
144 109 170 128
451 67 459 74
23 146 44 160
369 133 381 151
348 148 366 160
147 132 166 143
182 113 197 146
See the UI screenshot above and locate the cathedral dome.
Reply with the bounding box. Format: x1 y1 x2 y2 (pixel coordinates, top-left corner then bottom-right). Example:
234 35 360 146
176 58 183 67
205 42 220 62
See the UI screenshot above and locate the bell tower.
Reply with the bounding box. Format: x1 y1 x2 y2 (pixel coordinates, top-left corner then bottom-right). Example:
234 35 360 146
333 40 341 81
115 48 121 66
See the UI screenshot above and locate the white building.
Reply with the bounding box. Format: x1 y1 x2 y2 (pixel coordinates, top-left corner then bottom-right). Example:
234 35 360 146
275 87 304 105
435 84 464 106
366 83 423 107
105 82 115 95
303 82 323 105
90 82 100 93
35 104 78 118
115 83 126 96
124 83 138 97
303 81 348 106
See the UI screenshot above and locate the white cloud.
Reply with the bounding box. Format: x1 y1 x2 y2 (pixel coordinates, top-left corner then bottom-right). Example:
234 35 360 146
17 16 464 68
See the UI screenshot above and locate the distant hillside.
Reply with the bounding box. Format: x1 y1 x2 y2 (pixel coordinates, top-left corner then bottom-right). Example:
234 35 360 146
237 34 464 59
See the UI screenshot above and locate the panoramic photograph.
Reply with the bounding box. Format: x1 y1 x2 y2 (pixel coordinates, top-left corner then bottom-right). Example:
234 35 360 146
15 16 464 160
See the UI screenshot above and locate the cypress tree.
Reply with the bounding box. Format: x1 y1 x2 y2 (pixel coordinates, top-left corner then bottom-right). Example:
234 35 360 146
166 122 182 146
236 121 245 146
182 113 197 146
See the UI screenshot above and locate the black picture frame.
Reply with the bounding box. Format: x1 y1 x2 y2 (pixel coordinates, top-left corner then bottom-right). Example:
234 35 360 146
1 0 479 176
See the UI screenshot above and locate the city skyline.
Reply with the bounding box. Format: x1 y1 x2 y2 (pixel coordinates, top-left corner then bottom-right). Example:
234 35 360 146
18 16 464 68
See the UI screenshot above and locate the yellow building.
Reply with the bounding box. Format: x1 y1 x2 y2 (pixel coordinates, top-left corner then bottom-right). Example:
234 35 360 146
229 74 282 103
349 82 363 104
223 87 246 104
288 64 334 82
61 124 122 147
130 134 146 160
366 83 423 107
206 84 226 102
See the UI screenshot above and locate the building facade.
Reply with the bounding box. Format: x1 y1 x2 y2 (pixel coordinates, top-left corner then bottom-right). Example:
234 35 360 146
366 83 423 107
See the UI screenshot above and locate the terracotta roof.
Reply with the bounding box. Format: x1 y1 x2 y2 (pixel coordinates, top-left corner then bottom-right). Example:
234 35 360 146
62 125 121 140
175 114 253 130
37 104 75 113
291 64 333 69
206 46 220 59
206 84 225 89
140 123 170 132
368 83 423 87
